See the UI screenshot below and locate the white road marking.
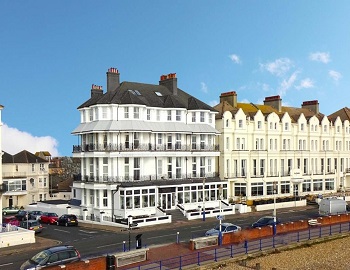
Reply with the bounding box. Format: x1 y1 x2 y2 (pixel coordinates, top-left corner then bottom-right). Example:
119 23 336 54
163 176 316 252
54 229 70 233
79 230 98 234
0 263 13 268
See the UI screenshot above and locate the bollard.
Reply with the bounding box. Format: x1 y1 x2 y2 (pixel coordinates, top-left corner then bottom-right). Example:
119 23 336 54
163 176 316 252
106 255 116 270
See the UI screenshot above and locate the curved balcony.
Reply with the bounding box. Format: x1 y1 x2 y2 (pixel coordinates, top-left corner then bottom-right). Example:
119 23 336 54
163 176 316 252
72 143 220 153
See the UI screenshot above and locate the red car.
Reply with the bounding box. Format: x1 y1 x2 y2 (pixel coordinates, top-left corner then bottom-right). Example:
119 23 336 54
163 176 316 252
40 212 59 224
2 215 20 226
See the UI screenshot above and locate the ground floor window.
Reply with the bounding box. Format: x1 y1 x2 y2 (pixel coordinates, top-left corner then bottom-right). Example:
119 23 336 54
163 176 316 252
302 179 311 192
313 179 323 191
280 181 290 194
234 183 246 197
120 188 156 209
177 183 227 204
325 178 335 191
251 182 263 196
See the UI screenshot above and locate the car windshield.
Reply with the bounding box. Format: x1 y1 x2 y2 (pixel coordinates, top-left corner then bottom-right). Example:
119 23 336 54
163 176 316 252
31 250 50 265
258 217 271 224
214 224 228 231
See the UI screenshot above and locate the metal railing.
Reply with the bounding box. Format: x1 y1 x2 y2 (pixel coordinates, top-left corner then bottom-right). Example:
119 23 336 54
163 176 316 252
72 143 219 153
123 222 350 270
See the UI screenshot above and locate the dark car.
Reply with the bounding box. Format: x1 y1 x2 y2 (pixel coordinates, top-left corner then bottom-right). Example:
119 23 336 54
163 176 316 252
40 212 59 224
30 210 44 220
20 220 43 233
251 216 281 228
15 210 31 221
56 214 78 227
20 245 80 270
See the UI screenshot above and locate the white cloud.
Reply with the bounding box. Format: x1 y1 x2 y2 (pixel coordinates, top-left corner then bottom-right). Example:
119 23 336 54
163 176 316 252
260 58 293 77
296 78 314 90
2 124 59 156
200 82 208 93
278 71 298 96
229 54 241 64
329 70 342 82
309 52 330 63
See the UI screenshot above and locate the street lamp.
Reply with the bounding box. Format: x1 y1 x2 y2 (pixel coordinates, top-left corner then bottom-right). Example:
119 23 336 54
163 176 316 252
218 185 223 245
128 215 133 251
273 181 277 236
202 179 206 221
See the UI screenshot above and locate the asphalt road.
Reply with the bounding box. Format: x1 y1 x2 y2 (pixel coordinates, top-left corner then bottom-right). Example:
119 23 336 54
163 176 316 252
0 204 319 270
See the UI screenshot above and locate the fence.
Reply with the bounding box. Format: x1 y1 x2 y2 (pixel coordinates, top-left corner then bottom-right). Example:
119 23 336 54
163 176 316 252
125 221 350 270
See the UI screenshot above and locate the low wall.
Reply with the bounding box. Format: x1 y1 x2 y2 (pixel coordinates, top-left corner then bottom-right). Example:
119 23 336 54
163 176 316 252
0 227 35 248
255 199 306 211
189 236 218 250
189 213 350 250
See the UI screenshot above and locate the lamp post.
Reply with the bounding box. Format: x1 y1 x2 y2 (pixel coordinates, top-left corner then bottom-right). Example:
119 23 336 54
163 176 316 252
273 181 277 236
128 215 133 251
202 178 206 221
218 185 223 245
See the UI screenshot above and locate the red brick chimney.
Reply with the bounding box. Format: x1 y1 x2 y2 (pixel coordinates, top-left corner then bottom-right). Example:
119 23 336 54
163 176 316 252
264 95 282 112
91 84 103 98
301 100 319 114
159 73 177 95
219 91 237 107
106 67 120 92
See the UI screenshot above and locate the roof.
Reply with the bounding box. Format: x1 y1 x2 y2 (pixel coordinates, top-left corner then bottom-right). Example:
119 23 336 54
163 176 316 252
328 107 350 123
72 120 219 134
2 150 48 164
214 100 325 122
77 81 216 112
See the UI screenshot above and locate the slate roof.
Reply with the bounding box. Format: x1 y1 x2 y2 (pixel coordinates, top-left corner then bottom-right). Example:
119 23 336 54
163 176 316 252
2 150 48 164
214 101 325 122
328 107 350 123
77 81 216 112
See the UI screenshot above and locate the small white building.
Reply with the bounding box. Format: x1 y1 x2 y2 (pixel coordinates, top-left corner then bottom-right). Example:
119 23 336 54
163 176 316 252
2 150 50 208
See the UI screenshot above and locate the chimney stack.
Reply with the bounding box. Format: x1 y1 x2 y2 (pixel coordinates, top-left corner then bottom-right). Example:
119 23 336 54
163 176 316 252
220 91 237 107
106 67 120 92
302 100 319 114
91 84 103 98
264 95 282 112
159 73 177 95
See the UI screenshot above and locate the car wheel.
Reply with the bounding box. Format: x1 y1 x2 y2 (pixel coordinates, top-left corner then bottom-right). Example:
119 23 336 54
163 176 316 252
56 221 59 226
3 212 6 215
65 222 68 227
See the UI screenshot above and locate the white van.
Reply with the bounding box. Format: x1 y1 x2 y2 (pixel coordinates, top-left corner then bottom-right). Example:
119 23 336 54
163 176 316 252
318 197 348 216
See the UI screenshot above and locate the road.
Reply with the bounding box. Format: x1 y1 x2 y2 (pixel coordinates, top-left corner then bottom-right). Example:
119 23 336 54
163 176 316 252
0 204 319 270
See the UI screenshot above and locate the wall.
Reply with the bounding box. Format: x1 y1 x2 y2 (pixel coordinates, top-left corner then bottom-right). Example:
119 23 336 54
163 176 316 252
0 227 35 248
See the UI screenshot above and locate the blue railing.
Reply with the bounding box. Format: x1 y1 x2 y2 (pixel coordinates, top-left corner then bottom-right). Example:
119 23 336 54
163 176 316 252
123 221 350 270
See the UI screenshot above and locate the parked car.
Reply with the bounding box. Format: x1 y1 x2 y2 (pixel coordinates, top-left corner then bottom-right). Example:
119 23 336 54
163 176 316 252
29 210 44 221
20 245 80 270
2 206 19 215
251 216 281 228
2 215 20 226
56 214 78 227
15 210 31 221
40 212 59 224
205 222 241 236
20 220 43 233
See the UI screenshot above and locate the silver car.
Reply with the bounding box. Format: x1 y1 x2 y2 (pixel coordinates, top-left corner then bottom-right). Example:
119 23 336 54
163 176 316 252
205 222 241 236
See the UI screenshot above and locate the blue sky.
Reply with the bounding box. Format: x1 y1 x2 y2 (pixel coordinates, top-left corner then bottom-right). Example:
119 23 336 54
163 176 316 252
1 1 349 157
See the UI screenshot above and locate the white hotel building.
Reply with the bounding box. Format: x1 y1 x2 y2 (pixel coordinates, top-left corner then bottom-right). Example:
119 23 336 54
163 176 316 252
71 69 223 220
214 91 350 204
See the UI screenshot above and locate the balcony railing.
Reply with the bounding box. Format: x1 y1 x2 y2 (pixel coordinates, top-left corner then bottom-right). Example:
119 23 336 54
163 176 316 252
75 172 220 184
2 172 27 178
73 143 219 153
